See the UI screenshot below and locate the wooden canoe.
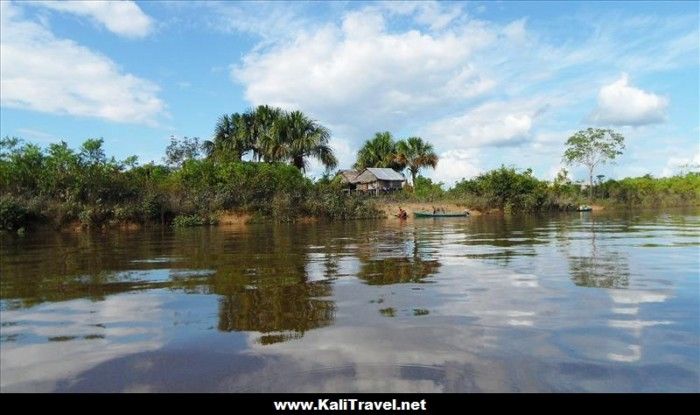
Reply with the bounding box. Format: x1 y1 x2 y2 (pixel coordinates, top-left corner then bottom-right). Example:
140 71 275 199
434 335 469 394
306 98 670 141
414 211 469 218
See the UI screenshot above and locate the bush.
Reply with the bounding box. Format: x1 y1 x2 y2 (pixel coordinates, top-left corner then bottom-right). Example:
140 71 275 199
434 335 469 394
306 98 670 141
0 196 30 231
413 176 445 200
78 206 113 228
172 214 218 228
2 136 698 232
306 181 383 219
449 166 559 212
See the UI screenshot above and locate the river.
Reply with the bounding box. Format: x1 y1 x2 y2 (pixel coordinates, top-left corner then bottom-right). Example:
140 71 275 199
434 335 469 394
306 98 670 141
1 210 698 392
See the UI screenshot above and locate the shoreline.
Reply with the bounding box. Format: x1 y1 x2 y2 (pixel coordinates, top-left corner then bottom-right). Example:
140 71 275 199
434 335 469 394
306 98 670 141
6 204 700 235
375 202 481 220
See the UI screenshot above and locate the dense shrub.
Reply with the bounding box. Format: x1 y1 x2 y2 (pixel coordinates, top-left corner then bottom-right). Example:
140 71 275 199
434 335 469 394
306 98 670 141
1 136 697 231
598 173 700 207
413 176 446 200
0 196 30 231
172 214 218 228
449 166 563 212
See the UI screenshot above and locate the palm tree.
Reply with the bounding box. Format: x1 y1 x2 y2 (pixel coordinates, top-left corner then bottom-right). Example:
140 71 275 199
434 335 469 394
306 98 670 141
204 106 337 172
272 110 337 171
251 105 283 162
354 132 405 171
203 113 247 161
395 136 438 186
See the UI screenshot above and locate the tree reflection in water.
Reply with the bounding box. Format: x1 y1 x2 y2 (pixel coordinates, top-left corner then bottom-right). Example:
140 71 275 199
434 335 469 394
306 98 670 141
357 257 441 285
568 215 630 289
355 224 441 285
214 275 335 344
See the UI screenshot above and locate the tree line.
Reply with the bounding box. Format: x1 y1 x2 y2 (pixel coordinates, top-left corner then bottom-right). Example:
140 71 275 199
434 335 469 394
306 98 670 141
1 106 698 233
203 105 337 172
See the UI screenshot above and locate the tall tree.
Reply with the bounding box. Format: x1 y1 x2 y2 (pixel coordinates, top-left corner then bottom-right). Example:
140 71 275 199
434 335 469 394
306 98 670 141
271 111 337 171
563 128 625 200
354 131 404 171
204 106 336 171
252 105 283 162
203 113 247 161
395 136 438 187
165 136 201 168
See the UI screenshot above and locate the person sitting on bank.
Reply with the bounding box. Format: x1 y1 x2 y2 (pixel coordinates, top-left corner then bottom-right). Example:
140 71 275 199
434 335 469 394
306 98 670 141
398 207 408 219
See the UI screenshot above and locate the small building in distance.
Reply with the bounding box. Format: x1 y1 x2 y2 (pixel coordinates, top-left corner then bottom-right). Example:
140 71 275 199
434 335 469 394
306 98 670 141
334 169 360 192
336 169 360 185
353 167 406 194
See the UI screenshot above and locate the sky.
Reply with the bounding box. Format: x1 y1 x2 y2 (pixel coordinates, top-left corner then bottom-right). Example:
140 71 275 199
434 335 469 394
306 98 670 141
1 0 698 186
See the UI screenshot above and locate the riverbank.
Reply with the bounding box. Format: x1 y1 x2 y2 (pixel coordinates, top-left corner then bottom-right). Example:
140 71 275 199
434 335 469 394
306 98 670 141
2 139 699 233
376 202 481 220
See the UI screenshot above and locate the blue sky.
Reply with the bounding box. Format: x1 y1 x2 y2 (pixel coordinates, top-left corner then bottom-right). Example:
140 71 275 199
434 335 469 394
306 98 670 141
1 1 698 185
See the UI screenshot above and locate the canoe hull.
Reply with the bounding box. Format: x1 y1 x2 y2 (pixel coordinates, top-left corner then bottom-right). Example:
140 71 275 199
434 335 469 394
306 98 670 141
414 212 468 218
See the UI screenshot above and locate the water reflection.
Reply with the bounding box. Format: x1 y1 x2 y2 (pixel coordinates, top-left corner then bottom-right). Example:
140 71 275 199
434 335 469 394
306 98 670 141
568 217 630 288
215 279 335 344
1 211 698 392
357 258 441 285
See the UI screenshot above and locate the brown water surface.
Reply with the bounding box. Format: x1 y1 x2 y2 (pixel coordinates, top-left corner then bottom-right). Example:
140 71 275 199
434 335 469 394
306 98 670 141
1 210 698 392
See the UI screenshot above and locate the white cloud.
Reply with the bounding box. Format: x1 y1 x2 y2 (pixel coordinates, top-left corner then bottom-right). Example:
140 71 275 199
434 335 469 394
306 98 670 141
503 18 528 43
233 7 497 140
305 136 356 178
15 128 56 143
0 2 165 125
422 100 544 149
203 1 308 45
589 73 668 126
661 151 700 177
429 149 481 186
379 1 464 31
227 4 696 178
29 0 153 38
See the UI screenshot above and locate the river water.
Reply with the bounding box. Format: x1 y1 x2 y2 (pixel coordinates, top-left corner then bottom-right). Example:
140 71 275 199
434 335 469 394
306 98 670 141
1 210 698 392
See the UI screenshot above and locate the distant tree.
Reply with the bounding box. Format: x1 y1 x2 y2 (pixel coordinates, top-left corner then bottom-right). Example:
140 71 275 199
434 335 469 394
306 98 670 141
272 110 337 171
354 132 405 171
79 138 106 166
164 136 201 168
122 155 139 170
563 128 625 200
43 141 79 199
0 136 21 160
554 167 571 186
203 113 248 161
251 105 284 162
395 137 438 187
204 106 336 171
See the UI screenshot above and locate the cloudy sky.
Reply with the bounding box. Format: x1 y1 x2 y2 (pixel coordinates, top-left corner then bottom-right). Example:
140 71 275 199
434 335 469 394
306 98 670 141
1 1 698 185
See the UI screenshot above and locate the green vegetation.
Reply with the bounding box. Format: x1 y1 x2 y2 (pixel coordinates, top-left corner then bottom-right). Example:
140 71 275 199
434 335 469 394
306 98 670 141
353 132 438 186
395 137 438 187
449 166 563 212
383 165 700 213
0 135 380 232
354 131 406 171
563 128 625 199
202 105 337 171
597 173 700 208
1 115 697 233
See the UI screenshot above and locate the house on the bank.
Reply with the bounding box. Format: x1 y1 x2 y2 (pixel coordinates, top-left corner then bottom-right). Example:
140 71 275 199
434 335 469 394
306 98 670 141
334 167 406 194
336 169 360 185
352 168 406 194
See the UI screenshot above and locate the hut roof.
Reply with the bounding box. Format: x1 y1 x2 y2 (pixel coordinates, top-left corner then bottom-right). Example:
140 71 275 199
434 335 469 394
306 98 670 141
355 168 405 183
336 169 360 183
